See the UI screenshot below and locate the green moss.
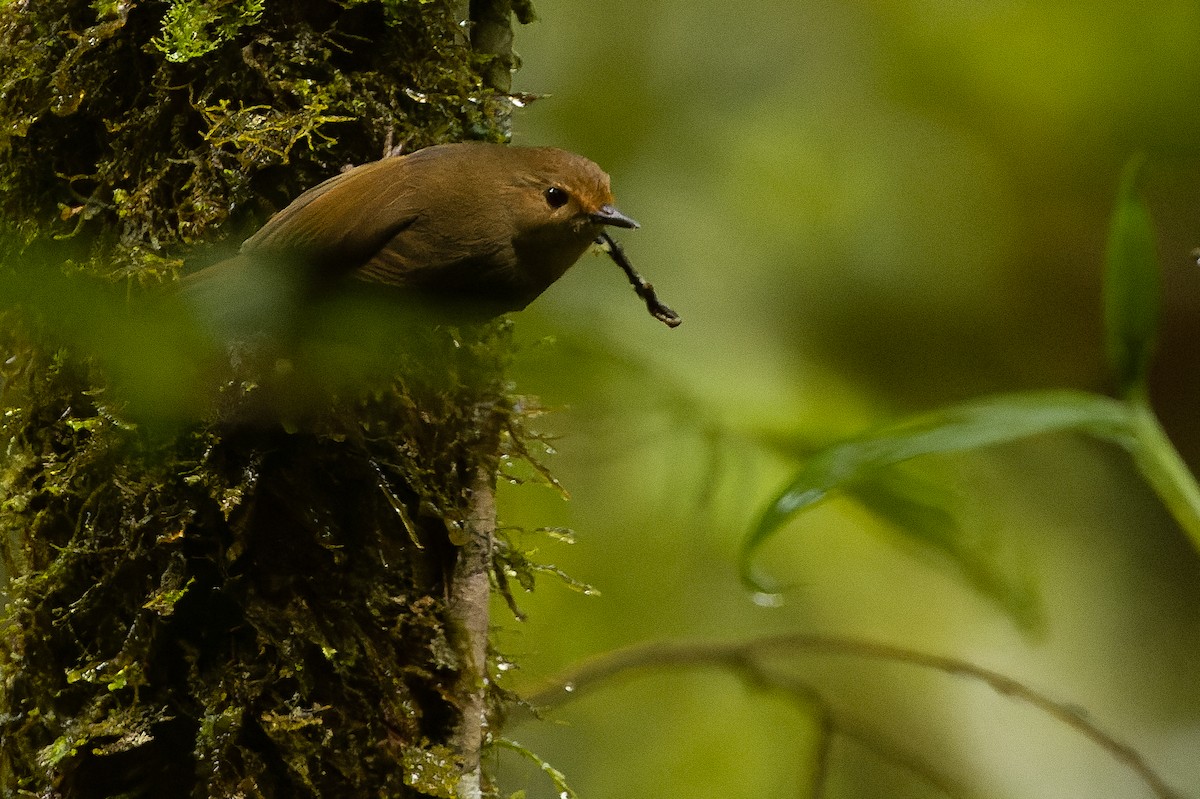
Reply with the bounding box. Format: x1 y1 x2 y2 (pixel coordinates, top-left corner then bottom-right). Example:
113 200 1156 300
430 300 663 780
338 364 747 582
0 0 523 277
0 1 540 796
402 742 462 798
155 0 267 63
0 320 518 797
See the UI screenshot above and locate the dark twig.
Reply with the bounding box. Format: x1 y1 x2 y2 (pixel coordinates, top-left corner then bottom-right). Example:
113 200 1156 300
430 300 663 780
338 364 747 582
597 231 682 328
520 635 1185 799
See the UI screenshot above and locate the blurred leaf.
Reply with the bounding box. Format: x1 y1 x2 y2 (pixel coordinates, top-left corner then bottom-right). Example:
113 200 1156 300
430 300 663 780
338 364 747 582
1127 401 1200 556
742 390 1134 594
1104 154 1161 397
1 262 215 426
846 463 1039 629
2 256 499 429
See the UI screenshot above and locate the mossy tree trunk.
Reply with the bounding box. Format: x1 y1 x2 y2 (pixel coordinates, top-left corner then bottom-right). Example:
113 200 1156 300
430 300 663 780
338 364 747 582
0 1 534 797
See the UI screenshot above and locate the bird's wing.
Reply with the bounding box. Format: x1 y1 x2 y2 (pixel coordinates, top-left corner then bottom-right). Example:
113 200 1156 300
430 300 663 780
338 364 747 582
241 158 421 274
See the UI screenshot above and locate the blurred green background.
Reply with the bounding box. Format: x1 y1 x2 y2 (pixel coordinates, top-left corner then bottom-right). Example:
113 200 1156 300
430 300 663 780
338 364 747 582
491 1 1200 797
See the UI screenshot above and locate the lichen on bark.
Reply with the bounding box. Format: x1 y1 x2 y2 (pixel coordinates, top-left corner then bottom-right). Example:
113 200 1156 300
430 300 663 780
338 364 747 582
0 1 534 796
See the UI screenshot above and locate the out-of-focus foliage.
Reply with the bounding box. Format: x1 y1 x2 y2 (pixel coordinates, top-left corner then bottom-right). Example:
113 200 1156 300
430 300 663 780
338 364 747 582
742 390 1132 611
742 168 1200 629
1105 155 1162 398
485 2 1200 798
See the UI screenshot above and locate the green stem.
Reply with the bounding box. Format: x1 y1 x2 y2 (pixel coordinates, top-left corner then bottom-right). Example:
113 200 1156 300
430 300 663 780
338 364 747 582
1129 397 1200 552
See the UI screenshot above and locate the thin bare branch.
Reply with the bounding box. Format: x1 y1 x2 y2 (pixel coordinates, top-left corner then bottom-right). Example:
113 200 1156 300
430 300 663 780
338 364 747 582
520 635 1185 799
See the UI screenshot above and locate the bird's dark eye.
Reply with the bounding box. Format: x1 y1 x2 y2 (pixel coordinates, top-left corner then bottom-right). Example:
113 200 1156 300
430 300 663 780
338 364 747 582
543 186 569 209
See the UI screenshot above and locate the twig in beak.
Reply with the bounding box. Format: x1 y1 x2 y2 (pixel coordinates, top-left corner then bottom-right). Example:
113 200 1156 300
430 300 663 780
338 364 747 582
596 231 682 328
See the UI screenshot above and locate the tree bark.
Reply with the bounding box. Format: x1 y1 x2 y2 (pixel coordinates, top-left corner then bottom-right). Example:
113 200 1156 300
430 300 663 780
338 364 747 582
449 454 502 799
0 2 530 796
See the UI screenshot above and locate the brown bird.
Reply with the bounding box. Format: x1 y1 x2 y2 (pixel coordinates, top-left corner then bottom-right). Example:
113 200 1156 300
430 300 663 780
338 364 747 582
185 142 680 330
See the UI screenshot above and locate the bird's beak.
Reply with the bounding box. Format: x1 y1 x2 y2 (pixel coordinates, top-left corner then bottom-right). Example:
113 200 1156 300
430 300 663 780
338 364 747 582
590 204 640 229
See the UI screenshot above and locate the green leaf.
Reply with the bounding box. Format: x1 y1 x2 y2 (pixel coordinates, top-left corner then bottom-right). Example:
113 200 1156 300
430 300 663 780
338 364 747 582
741 390 1134 594
1104 154 1161 397
1127 400 1200 555
846 462 1039 629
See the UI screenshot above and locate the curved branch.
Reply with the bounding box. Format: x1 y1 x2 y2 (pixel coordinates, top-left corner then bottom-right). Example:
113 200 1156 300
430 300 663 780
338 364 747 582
521 635 1185 799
